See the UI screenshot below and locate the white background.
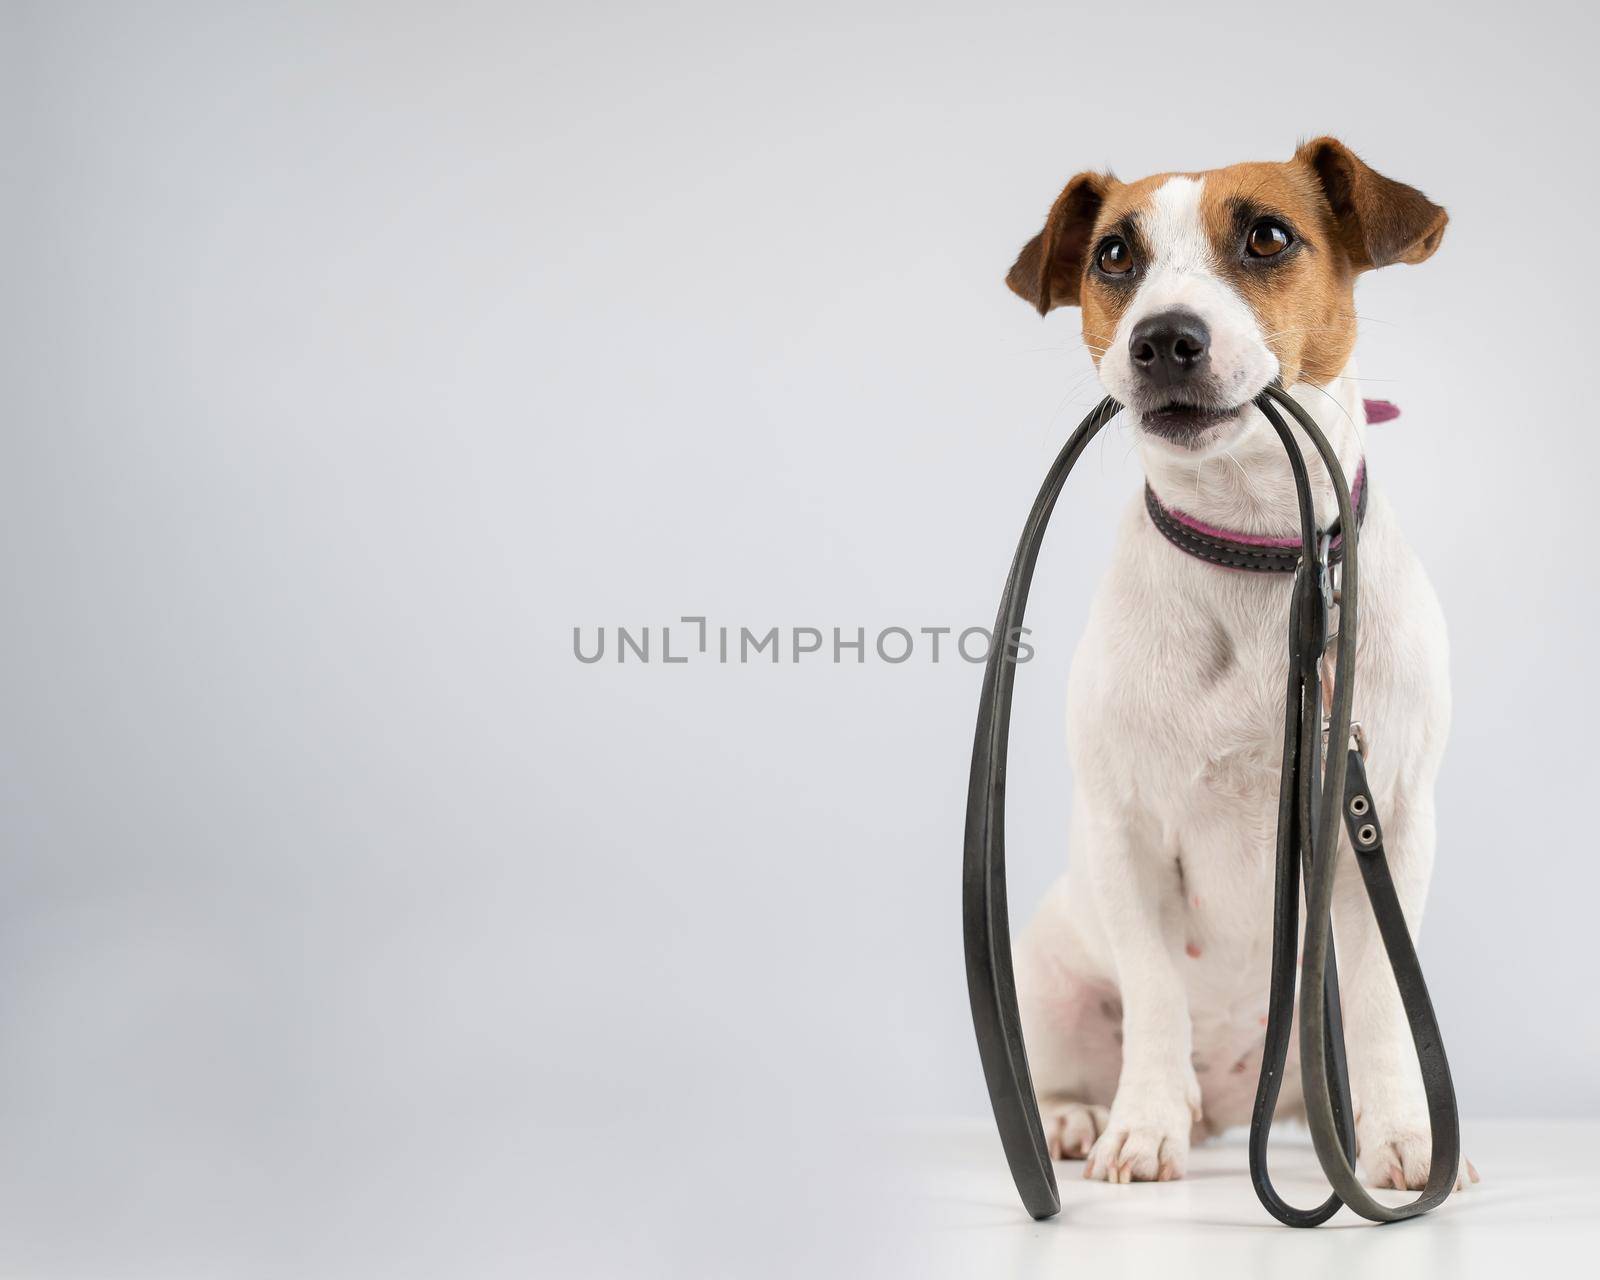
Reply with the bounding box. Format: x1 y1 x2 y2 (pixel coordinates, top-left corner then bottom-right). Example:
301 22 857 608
5 1 1598 1275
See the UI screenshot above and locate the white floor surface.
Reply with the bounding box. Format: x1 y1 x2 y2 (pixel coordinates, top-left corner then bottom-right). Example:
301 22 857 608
883 1119 1596 1278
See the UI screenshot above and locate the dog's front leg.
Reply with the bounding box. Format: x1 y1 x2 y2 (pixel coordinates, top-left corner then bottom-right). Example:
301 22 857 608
1336 788 1478 1191
1081 816 1201 1183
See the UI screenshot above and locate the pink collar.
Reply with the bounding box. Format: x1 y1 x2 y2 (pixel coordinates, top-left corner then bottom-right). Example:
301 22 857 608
1363 397 1400 424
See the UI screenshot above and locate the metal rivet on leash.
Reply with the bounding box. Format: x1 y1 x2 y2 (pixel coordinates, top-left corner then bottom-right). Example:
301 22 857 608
962 382 1460 1226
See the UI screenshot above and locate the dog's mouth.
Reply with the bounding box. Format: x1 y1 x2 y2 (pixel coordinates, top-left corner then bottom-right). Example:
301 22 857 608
1137 401 1241 443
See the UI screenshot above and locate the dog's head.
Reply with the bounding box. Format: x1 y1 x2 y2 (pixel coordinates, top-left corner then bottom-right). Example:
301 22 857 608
1007 138 1446 453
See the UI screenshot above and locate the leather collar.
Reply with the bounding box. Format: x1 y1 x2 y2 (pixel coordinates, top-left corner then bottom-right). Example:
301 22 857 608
1144 460 1368 573
1142 397 1391 573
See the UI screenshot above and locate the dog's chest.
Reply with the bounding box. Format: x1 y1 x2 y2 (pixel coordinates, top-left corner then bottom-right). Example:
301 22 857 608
1108 583 1295 820
1076 565 1304 947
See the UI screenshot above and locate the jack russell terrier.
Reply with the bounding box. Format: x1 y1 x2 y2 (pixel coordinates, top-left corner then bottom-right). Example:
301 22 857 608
1007 137 1477 1190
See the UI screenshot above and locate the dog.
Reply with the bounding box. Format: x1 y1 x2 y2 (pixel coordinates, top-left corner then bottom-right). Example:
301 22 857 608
1008 138 1477 1190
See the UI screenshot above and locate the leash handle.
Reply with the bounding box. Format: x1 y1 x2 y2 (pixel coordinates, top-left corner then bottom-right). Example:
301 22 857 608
1256 385 1460 1223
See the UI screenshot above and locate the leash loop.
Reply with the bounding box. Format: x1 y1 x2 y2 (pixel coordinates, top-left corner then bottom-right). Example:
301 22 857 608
962 396 1122 1220
1255 384 1461 1224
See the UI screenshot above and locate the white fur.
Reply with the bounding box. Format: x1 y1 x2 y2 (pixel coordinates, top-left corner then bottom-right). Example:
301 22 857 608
1096 177 1280 433
1015 175 1472 1189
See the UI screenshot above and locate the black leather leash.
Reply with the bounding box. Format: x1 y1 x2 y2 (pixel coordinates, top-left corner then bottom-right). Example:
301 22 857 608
962 383 1459 1225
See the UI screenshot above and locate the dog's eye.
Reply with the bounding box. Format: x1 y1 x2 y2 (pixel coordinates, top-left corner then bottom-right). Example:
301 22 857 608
1246 220 1292 258
1097 237 1133 276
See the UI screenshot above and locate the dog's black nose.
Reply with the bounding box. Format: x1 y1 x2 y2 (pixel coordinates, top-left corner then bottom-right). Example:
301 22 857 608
1129 310 1210 387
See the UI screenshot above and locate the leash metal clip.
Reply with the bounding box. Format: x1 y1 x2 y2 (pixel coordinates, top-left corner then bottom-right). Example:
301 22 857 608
1320 709 1369 760
1319 705 1367 760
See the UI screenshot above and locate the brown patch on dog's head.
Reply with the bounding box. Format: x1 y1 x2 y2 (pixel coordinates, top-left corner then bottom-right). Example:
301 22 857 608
1005 139 1447 393
1191 158 1360 385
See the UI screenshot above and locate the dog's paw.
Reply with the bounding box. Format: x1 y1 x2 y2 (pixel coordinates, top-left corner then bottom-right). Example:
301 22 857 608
1083 1092 1195 1184
1039 1100 1110 1160
1083 1120 1188 1183
1359 1129 1481 1192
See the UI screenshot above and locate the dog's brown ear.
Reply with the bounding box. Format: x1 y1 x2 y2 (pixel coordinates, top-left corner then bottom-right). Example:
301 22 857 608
1295 137 1448 271
1006 171 1112 315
